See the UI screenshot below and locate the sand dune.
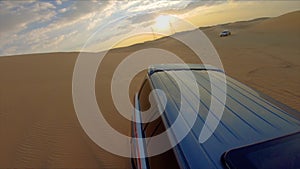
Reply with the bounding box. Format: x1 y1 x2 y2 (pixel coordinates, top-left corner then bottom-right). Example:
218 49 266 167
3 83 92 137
251 11 300 32
0 11 299 168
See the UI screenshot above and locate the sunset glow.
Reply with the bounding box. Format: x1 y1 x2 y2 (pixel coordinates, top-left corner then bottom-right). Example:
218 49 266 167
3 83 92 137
154 15 172 32
0 1 299 56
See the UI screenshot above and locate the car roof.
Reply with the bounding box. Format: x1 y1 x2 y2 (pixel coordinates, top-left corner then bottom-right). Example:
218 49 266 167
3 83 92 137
147 64 300 169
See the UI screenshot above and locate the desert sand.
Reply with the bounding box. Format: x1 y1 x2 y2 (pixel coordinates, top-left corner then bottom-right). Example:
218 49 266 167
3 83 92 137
0 11 299 168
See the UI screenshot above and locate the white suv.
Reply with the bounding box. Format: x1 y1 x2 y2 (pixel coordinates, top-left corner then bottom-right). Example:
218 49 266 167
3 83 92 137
220 30 231 37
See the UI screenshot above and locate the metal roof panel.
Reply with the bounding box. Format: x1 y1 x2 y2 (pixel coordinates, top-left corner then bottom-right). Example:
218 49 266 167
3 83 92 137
148 64 300 169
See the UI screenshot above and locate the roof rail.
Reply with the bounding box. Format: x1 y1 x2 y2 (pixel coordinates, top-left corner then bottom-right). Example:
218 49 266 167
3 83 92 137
148 64 224 76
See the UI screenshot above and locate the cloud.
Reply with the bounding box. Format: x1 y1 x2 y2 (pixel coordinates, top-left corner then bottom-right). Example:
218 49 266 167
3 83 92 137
33 2 56 11
128 13 158 25
0 1 57 34
59 8 67 13
127 1 184 13
56 0 62 5
0 0 229 56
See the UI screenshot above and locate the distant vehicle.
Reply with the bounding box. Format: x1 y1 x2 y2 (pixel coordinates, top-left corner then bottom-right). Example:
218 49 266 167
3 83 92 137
220 30 231 37
131 64 300 169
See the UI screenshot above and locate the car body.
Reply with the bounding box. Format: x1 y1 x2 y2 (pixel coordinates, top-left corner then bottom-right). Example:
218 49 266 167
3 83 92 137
131 64 300 169
220 30 231 37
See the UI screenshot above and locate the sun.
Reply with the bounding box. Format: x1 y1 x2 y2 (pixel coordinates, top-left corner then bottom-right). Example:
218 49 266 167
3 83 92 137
154 15 172 32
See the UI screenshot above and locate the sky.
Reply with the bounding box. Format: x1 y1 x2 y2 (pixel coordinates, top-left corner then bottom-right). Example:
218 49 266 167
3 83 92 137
0 0 299 56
